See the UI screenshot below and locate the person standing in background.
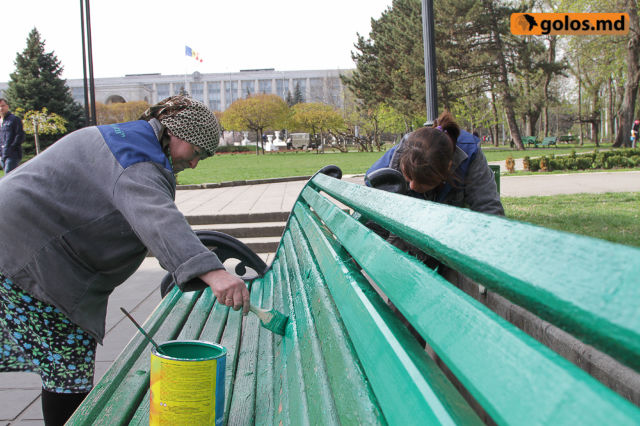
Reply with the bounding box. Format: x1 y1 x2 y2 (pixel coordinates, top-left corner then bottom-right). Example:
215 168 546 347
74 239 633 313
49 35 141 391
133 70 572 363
0 98 25 173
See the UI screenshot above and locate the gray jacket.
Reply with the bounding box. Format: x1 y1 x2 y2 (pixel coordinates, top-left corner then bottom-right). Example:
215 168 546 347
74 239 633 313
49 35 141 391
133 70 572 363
0 119 224 342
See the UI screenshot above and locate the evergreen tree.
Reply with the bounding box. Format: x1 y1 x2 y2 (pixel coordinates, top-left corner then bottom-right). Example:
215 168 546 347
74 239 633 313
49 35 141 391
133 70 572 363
293 83 304 104
285 90 294 107
5 28 84 135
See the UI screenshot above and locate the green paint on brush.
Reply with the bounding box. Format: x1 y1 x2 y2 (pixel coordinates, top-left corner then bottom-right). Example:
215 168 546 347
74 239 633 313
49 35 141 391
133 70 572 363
249 304 289 335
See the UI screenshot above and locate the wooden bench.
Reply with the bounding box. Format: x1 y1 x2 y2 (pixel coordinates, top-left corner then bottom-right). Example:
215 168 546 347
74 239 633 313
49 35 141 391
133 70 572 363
522 136 538 147
68 167 640 425
541 136 557 147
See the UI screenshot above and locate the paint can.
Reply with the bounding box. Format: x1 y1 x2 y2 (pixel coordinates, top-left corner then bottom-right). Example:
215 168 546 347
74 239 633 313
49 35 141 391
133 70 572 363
150 340 226 426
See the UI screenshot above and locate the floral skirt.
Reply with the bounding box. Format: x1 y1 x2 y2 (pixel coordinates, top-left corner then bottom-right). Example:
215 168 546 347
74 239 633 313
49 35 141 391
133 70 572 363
0 274 96 393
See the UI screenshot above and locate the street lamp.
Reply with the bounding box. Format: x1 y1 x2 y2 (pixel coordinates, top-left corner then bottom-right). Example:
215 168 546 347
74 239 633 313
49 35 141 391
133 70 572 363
80 0 97 126
421 0 438 126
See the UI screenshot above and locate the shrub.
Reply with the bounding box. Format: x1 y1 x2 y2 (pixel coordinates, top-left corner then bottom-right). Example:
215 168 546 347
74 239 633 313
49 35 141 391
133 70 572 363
576 157 592 169
522 156 530 171
539 156 549 172
529 160 540 172
565 158 578 170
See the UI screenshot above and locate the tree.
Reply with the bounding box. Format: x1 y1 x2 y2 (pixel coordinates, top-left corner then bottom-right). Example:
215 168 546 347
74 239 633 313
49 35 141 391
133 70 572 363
290 102 345 152
221 94 289 154
96 101 150 125
4 28 84 135
18 108 67 155
293 83 304 105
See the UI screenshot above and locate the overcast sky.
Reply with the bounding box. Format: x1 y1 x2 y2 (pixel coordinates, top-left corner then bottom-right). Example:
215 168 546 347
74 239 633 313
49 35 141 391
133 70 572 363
2 0 392 82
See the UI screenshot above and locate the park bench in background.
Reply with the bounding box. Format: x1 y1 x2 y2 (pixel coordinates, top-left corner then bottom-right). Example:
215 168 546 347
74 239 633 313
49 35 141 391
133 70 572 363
69 167 640 425
522 135 538 147
559 135 577 143
541 136 558 147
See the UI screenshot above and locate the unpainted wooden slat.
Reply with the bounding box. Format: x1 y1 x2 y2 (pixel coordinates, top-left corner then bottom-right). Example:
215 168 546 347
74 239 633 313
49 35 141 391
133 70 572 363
287 215 386 425
226 278 262 426
66 287 196 425
281 229 341 425
219 296 245 425
293 201 482 426
272 249 311 426
254 273 276 425
301 186 640 424
310 174 640 371
176 287 216 340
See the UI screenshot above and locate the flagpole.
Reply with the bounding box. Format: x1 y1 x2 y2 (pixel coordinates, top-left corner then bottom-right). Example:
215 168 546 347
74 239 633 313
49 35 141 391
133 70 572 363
184 45 188 94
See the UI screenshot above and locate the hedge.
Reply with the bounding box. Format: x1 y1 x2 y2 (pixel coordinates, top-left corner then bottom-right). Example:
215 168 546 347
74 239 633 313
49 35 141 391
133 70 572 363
522 148 640 172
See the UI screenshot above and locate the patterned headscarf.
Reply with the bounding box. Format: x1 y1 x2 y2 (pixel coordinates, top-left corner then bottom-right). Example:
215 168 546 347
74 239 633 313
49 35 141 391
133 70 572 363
140 95 220 156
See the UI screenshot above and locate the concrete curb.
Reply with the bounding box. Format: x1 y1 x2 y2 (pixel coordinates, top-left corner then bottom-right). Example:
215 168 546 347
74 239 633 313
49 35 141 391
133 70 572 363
177 173 365 190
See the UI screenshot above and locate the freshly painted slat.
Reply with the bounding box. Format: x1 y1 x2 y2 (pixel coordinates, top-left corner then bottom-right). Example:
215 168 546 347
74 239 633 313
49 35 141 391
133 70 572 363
281 229 341 425
254 273 276 425
293 201 482 426
310 174 640 370
288 216 386 425
273 246 312 426
227 279 262 426
66 288 197 425
300 188 640 424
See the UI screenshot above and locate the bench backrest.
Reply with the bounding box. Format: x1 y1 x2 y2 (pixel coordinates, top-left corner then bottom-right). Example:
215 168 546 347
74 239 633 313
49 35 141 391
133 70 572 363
279 171 640 424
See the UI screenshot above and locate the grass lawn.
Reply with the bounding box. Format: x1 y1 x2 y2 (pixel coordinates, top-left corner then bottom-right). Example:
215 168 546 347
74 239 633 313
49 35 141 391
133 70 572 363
502 192 640 247
177 150 386 184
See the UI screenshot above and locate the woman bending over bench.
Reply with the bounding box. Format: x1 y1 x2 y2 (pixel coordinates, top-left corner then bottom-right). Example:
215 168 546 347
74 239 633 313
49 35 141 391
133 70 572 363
0 96 249 425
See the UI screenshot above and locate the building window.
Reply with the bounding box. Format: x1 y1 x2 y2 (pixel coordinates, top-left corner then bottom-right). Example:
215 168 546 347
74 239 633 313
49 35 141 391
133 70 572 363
191 83 204 102
157 84 170 101
208 82 221 111
258 79 272 94
225 81 238 109
309 78 324 102
71 87 85 105
173 82 186 96
241 80 255 98
276 78 288 100
327 78 342 107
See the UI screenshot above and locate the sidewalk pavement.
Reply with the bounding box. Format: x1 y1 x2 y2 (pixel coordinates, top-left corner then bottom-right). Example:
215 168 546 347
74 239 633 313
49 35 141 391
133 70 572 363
3 169 640 425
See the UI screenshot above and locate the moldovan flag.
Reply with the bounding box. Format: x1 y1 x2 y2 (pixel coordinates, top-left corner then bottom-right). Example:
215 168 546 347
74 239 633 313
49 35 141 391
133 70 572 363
185 45 203 63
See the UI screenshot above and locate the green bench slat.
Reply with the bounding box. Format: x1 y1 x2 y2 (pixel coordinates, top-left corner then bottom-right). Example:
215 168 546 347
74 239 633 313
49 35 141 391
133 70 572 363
272 257 311 426
287 217 386 425
227 280 262 425
310 174 640 371
254 275 276 425
67 289 200 425
219 298 245 424
293 200 483 425
300 184 640 424
281 230 343 424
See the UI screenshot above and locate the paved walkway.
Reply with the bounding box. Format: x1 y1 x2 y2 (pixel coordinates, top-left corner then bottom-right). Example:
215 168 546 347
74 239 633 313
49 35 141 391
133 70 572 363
2 170 640 425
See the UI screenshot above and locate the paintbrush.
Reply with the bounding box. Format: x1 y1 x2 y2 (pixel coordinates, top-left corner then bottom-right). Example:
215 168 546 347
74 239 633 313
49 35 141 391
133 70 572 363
249 304 289 336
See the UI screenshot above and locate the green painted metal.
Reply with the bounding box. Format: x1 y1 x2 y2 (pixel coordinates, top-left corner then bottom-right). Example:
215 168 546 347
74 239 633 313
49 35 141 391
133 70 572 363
300 185 640 424
310 173 640 371
66 288 200 425
293 201 483 425
489 164 500 193
287 217 386 425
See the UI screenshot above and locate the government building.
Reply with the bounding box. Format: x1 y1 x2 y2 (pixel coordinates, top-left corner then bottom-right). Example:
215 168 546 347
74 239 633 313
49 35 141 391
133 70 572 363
1 68 349 112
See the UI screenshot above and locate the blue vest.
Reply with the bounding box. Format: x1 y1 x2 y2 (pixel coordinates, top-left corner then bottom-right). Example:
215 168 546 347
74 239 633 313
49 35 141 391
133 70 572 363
97 120 172 173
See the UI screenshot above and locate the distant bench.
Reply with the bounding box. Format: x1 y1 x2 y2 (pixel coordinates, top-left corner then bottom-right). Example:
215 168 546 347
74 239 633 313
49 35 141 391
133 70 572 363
541 136 557 147
559 135 577 143
69 167 640 425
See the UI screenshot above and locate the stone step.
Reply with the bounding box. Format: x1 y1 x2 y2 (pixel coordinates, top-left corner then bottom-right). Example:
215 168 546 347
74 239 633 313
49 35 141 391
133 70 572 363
191 222 285 238
185 211 290 226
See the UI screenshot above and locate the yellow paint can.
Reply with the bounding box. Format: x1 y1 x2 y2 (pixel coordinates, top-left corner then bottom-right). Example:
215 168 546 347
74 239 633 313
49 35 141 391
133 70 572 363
150 340 226 426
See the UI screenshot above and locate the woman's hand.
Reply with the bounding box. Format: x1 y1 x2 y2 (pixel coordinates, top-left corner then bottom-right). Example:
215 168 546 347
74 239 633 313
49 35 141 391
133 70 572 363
199 269 249 315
